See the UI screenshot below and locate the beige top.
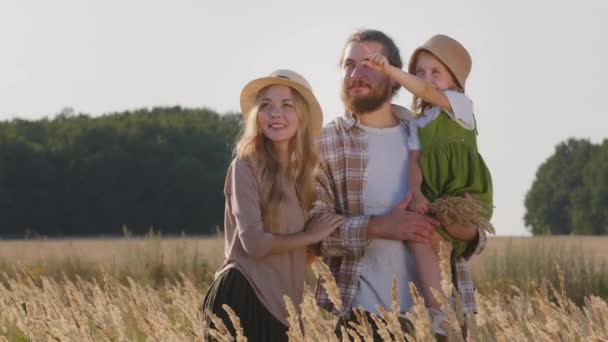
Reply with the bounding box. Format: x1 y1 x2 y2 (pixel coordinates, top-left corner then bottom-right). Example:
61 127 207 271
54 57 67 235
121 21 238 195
216 157 307 325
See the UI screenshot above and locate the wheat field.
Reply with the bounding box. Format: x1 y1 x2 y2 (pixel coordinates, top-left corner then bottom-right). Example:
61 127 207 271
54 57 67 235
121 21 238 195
1 235 607 341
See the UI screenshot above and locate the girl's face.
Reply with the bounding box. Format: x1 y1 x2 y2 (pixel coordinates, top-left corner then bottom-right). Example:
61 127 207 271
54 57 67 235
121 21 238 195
256 85 300 146
414 51 457 91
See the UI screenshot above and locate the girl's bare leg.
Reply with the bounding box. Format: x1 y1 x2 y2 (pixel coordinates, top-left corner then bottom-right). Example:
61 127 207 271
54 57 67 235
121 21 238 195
411 241 453 335
410 241 454 309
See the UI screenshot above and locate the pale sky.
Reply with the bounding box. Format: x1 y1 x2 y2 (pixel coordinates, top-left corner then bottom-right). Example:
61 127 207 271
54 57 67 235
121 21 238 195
2 0 607 236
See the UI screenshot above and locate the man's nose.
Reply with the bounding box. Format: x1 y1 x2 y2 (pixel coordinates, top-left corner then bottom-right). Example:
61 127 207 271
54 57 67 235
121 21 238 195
350 62 366 78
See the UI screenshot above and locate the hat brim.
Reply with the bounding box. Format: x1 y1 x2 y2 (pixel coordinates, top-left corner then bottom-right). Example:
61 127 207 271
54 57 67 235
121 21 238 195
240 77 323 137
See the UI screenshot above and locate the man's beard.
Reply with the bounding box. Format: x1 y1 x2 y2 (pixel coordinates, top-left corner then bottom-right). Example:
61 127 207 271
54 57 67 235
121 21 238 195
341 78 392 115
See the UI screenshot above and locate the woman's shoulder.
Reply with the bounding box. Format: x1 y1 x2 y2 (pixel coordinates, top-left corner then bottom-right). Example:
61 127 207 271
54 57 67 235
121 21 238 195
225 156 263 196
231 155 263 176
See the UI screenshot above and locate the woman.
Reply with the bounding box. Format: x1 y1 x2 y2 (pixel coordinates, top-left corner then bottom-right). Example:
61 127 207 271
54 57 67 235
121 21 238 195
202 69 342 341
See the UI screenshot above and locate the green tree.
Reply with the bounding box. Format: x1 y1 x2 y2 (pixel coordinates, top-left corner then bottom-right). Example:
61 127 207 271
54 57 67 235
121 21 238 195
0 107 243 237
524 138 605 235
576 140 608 234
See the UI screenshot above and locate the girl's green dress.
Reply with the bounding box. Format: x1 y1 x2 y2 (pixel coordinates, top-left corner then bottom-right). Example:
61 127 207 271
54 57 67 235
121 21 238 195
417 111 493 256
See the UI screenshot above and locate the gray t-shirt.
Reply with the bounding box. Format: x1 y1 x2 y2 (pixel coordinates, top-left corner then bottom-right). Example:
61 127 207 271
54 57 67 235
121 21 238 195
351 123 418 315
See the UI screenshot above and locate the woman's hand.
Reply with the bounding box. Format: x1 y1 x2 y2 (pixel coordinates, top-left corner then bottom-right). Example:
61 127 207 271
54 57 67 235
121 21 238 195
306 214 345 243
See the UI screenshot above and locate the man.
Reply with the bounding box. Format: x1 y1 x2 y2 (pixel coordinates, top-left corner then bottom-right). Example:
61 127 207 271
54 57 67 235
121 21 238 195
311 29 486 339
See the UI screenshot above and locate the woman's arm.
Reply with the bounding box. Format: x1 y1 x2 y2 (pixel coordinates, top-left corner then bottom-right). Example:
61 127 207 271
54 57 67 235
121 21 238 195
263 215 345 256
230 159 342 258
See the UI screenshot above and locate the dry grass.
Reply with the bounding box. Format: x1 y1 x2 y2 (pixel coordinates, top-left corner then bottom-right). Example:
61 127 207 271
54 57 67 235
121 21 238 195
0 236 224 266
471 236 608 268
0 232 222 290
1 235 608 340
471 236 608 304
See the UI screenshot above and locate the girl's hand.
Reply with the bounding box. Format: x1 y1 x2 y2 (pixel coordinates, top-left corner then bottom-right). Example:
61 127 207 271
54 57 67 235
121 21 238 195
409 192 430 214
362 52 390 73
306 214 345 242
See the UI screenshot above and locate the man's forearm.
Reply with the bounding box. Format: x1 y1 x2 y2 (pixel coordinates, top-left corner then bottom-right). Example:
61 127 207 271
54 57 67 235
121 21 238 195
319 214 370 257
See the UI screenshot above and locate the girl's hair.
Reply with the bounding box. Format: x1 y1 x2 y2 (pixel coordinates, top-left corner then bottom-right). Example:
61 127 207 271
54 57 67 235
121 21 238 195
234 85 318 233
410 52 464 118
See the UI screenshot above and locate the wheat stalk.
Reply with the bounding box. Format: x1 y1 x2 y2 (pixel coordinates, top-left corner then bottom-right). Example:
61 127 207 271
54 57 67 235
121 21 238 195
429 196 495 234
311 259 343 311
222 304 246 342
283 295 304 342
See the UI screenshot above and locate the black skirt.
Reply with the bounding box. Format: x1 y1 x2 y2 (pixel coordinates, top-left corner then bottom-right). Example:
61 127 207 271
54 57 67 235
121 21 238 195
202 268 289 342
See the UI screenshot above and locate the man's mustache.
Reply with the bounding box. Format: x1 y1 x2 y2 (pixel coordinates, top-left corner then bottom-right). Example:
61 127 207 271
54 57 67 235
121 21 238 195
347 79 371 89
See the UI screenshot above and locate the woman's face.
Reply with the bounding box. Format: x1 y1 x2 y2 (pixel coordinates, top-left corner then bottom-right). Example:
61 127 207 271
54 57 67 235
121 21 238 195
256 85 300 146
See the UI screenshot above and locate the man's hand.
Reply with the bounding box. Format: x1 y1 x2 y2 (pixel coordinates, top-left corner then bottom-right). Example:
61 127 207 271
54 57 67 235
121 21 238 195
367 194 439 244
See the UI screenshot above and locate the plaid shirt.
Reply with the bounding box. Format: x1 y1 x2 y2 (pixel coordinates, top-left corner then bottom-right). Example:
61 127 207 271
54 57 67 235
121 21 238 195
311 112 487 317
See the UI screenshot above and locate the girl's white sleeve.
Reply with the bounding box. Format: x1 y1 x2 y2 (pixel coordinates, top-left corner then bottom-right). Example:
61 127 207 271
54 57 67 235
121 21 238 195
408 120 421 150
444 90 476 130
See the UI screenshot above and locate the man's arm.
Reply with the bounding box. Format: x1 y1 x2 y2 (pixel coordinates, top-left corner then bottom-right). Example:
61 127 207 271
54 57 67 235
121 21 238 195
366 194 438 242
311 162 439 258
310 159 370 258
310 123 440 258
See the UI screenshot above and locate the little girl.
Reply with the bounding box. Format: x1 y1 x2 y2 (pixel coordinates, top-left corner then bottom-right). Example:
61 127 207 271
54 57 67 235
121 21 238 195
202 69 344 341
363 34 493 335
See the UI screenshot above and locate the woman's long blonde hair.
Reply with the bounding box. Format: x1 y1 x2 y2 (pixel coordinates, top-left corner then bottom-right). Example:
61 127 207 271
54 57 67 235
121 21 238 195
234 85 318 233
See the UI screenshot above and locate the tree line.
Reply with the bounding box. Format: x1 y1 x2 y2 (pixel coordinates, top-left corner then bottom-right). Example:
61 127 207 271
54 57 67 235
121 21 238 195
0 107 242 237
525 138 608 235
1 108 605 237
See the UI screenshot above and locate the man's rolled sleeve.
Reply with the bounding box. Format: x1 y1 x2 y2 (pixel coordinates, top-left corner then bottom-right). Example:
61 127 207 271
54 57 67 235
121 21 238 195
460 227 487 261
311 156 369 258
319 215 369 257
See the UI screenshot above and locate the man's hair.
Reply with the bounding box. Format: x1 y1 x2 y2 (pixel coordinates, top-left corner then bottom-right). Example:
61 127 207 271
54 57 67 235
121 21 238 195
340 29 403 95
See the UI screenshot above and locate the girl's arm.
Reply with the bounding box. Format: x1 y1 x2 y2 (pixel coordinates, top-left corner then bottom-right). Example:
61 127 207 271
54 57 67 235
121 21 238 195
362 54 452 112
408 150 424 197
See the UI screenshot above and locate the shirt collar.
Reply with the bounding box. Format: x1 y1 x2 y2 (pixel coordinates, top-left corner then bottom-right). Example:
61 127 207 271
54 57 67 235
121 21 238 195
337 106 412 131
